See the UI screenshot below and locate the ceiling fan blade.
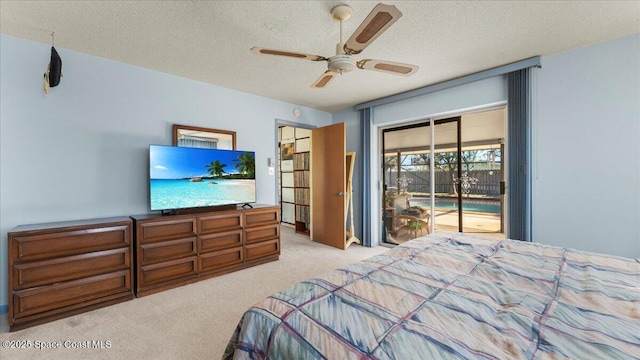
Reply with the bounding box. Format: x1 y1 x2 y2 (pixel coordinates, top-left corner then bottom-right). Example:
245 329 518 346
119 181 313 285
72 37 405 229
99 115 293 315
357 59 418 76
311 70 338 89
251 47 327 61
343 3 402 55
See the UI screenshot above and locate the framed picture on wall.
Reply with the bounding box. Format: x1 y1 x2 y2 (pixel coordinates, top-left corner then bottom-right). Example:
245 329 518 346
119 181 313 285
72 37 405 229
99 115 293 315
173 124 236 149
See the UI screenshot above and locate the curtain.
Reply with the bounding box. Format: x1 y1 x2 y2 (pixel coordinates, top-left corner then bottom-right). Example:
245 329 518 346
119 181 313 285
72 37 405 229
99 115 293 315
507 68 531 241
359 107 372 246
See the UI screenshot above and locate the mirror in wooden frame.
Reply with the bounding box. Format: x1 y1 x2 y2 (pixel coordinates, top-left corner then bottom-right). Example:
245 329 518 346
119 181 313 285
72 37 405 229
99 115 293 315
173 124 236 150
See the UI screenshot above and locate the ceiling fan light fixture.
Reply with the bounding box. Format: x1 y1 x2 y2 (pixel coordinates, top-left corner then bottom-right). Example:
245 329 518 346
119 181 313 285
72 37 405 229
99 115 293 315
328 55 356 73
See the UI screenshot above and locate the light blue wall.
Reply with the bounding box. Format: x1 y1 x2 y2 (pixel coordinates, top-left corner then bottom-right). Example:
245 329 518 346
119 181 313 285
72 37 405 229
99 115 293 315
532 33 640 257
372 77 508 126
0 34 332 308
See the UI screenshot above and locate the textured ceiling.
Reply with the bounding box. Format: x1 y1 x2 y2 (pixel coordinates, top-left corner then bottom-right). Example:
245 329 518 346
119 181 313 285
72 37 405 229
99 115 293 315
1 1 639 113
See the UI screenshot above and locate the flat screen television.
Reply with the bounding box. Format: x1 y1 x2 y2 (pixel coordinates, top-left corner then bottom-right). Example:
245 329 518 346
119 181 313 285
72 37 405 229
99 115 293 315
149 145 256 211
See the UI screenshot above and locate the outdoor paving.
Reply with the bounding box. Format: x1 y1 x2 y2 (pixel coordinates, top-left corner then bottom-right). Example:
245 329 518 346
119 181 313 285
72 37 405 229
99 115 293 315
388 209 504 243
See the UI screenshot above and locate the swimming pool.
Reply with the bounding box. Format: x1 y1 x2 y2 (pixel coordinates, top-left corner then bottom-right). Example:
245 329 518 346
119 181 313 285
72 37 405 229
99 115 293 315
411 198 500 214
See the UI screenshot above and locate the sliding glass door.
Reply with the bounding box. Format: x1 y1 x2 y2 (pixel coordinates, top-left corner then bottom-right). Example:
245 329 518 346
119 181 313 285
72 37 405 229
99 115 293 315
458 110 505 236
431 118 462 233
382 123 431 244
381 109 505 245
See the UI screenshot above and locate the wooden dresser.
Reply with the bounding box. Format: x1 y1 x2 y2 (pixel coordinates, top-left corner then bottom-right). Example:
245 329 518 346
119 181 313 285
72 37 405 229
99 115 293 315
7 217 133 331
131 204 280 297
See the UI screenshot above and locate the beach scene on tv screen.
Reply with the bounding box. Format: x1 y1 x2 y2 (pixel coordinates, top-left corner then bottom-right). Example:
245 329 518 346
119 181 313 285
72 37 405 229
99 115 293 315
150 145 256 210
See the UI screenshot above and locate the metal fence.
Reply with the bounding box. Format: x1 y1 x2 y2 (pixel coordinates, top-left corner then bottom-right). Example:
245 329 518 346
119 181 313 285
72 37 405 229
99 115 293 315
386 169 502 196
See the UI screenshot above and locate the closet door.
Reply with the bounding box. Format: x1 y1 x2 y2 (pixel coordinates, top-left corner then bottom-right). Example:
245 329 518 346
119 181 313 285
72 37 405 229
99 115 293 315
311 123 346 249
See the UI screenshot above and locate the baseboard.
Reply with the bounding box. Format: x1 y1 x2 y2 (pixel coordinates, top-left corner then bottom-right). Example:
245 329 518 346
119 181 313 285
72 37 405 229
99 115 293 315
0 304 7 314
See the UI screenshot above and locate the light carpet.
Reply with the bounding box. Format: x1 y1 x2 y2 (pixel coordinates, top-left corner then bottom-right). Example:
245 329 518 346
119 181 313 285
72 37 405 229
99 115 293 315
0 226 388 359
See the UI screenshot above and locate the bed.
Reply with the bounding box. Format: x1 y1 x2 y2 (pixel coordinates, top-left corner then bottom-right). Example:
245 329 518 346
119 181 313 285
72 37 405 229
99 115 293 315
223 232 640 359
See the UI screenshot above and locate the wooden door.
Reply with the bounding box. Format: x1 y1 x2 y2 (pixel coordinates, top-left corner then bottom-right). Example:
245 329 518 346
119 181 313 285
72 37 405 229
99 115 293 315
311 123 346 249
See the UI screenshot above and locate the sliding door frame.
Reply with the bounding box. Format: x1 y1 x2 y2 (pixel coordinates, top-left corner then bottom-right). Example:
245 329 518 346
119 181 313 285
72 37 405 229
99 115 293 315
373 105 507 245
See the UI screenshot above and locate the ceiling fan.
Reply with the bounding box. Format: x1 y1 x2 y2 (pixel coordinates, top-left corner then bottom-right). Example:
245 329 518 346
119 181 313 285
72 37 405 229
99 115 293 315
251 3 419 89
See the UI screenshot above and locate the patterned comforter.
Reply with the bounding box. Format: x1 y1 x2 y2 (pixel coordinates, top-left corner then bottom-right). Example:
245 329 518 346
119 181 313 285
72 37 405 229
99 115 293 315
223 232 640 359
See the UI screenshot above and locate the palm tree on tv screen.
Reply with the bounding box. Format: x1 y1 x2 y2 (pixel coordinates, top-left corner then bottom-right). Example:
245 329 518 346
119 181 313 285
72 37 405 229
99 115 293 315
206 160 226 178
233 152 255 178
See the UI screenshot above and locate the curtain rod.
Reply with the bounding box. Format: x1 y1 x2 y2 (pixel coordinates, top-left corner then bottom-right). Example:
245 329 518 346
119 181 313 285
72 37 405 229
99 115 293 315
355 56 540 110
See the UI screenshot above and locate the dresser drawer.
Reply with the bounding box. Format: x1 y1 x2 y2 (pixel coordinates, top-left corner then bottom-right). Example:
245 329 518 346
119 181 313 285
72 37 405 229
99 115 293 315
199 246 243 273
244 223 280 244
11 224 130 262
138 256 197 289
137 218 196 244
198 212 242 234
140 237 197 265
199 230 243 253
244 208 279 227
13 270 131 319
13 248 130 290
245 239 280 261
